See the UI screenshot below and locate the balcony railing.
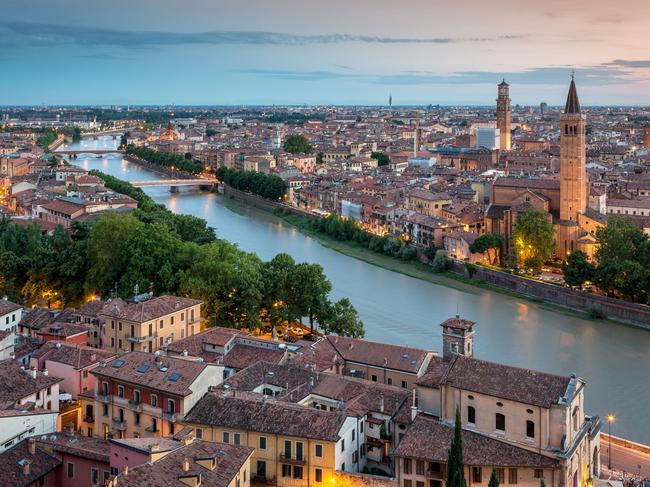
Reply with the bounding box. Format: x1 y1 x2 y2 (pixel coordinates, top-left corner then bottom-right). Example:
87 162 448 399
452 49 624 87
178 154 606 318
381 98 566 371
426 469 444 480
127 335 156 343
95 392 109 403
162 411 178 422
279 454 306 466
145 424 159 433
112 418 127 431
83 416 95 423
128 400 142 412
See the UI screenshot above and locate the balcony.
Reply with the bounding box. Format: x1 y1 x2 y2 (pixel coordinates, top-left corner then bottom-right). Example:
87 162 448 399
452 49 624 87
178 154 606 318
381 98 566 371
279 454 306 466
83 416 95 423
112 418 127 431
145 424 159 433
426 468 444 480
127 400 142 412
127 335 155 343
162 411 178 422
95 392 109 403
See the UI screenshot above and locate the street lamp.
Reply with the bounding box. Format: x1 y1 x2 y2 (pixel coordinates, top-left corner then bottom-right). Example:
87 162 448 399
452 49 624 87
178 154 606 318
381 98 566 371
606 414 615 470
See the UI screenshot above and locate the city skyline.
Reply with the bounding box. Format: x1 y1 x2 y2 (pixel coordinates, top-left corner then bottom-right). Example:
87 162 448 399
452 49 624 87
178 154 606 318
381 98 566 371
1 0 650 106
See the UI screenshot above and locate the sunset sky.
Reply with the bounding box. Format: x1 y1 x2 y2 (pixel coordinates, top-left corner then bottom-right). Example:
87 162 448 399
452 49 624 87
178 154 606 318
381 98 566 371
1 0 649 105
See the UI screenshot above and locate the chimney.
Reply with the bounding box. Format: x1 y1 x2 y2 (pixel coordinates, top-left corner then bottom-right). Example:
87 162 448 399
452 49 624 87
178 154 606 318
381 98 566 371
309 376 315 388
30 368 37 379
182 457 190 472
90 353 97 362
410 389 418 421
379 393 385 413
23 458 31 476
43 369 49 376
28 438 36 455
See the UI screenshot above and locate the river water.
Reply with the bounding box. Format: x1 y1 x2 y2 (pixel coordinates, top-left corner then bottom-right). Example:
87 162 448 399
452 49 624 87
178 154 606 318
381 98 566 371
60 137 650 443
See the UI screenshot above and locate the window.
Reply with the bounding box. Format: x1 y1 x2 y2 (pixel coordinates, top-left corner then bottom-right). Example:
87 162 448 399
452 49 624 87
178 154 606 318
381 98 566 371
133 389 140 404
196 428 203 439
91 468 99 485
223 432 230 443
387 378 393 385
416 482 425 487
496 413 506 432
259 437 267 450
284 440 292 458
67 462 75 478
234 433 241 445
151 394 158 407
508 469 518 484
341 463 345 472
293 466 303 479
257 461 266 478
467 406 476 425
282 465 291 478
102 404 108 416
416 460 425 475
404 481 412 487
296 442 303 460
352 429 355 441
315 468 323 483
404 458 412 475
168 399 176 413
134 412 140 425
341 438 345 452
117 385 124 398
171 316 174 325
472 467 482 483
371 375 377 382
534 470 544 479
526 420 535 439
496 468 505 483
160 320 163 329
315 444 323 457
401 381 408 389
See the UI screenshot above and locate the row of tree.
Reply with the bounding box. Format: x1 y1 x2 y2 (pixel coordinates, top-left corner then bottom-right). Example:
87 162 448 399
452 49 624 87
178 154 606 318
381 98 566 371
304 213 417 261
215 166 287 201
36 127 82 150
0 173 364 337
125 144 205 174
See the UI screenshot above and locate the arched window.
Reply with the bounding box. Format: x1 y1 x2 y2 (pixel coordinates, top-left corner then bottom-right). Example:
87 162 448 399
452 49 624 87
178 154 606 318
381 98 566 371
496 413 506 431
467 406 476 425
526 420 535 438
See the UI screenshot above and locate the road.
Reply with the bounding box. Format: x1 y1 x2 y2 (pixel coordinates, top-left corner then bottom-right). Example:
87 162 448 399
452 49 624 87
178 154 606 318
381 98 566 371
602 441 650 478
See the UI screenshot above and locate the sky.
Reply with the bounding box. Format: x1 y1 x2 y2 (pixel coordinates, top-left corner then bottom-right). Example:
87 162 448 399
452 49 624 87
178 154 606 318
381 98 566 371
1 0 649 106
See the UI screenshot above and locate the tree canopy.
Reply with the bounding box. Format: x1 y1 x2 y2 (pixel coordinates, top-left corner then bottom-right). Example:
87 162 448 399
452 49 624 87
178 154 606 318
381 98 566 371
125 144 205 174
512 209 556 273
215 166 286 201
370 151 390 166
283 134 313 154
469 233 505 267
562 250 595 288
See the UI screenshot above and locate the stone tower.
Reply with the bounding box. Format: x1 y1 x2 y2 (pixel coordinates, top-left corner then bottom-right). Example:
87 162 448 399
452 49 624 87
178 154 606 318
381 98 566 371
559 76 587 223
440 316 475 360
644 126 650 149
496 80 511 150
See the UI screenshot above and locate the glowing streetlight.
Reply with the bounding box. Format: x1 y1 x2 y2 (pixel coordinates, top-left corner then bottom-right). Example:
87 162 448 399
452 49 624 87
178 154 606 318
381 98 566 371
606 414 615 470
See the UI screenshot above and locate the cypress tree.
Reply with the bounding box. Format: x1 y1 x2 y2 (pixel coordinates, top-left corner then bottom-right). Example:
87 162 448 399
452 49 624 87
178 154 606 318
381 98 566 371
446 407 467 487
489 468 500 487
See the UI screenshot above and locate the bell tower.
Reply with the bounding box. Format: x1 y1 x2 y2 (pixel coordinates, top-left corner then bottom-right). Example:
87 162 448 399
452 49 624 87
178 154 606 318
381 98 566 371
496 80 511 150
560 75 587 222
440 316 475 360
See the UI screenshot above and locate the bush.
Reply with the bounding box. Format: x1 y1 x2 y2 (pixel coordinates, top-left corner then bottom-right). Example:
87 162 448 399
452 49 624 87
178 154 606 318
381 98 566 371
432 250 450 273
465 263 478 278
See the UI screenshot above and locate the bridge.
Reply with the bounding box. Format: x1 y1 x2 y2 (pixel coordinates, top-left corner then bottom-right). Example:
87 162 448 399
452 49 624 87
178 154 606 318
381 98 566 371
130 178 217 191
55 149 125 156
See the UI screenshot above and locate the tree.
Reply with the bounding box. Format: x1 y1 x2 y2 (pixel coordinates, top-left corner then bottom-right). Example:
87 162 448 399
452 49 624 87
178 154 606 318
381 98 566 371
316 152 324 164
283 134 313 154
562 250 595 288
446 407 467 487
512 210 556 273
469 233 505 267
488 469 499 487
290 263 332 334
432 250 450 273
321 298 365 338
371 151 390 166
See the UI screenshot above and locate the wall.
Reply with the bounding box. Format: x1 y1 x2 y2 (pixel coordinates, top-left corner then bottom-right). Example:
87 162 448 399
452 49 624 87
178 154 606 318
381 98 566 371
333 471 396 487
452 262 650 329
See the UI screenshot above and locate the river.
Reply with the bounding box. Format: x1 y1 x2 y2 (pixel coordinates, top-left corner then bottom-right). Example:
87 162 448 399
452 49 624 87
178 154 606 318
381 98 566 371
60 136 650 444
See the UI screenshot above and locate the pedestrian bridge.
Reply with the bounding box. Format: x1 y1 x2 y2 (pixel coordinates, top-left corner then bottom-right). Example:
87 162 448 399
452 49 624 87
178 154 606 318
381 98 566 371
55 149 125 155
130 179 216 188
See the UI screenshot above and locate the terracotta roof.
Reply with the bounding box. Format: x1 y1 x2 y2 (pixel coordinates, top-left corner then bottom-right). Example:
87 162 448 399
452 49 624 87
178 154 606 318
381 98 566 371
36 432 110 463
32 342 116 370
0 440 61 487
112 439 253 487
92 351 208 397
493 177 559 190
99 295 202 323
186 392 347 442
0 299 21 316
40 199 84 215
440 316 475 331
395 415 560 468
0 360 62 409
222 345 284 371
327 335 431 374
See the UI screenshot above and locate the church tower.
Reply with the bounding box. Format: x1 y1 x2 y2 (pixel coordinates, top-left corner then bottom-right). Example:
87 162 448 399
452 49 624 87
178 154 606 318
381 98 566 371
559 76 587 222
441 316 475 360
496 80 511 150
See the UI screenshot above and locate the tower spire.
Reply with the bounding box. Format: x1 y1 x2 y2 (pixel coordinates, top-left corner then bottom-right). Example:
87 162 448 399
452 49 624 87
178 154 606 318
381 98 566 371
564 76 581 114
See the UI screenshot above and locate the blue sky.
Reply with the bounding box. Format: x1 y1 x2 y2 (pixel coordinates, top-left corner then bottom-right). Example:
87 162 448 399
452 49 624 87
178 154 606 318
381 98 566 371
1 0 649 105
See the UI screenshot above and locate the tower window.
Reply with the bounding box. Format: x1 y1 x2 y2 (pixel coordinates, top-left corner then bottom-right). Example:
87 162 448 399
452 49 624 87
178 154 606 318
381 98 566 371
467 406 476 425
526 420 535 438
496 413 506 432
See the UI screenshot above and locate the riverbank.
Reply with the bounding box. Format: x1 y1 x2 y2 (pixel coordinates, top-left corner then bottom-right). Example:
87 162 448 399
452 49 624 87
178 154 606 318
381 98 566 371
221 185 650 328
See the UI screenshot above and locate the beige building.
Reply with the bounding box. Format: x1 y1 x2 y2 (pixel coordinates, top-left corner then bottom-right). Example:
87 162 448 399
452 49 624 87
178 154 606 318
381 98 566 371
406 189 452 218
99 296 202 353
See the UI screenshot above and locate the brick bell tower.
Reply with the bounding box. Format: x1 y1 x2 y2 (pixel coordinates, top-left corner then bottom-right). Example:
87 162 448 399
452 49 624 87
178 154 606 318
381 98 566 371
496 79 511 151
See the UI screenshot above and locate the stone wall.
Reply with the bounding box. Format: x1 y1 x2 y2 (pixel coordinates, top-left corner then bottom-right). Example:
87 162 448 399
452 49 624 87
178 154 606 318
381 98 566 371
332 471 397 487
454 262 650 329
223 185 318 220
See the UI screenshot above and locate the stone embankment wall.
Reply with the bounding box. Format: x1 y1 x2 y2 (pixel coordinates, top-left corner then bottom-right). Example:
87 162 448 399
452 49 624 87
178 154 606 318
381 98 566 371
452 261 650 328
124 155 196 179
332 471 396 487
223 185 317 219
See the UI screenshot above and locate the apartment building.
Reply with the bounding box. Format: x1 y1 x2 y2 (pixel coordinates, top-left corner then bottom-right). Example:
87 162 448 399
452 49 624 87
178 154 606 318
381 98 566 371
406 190 452 217
99 296 203 353
0 297 22 334
185 392 358 487
81 351 223 440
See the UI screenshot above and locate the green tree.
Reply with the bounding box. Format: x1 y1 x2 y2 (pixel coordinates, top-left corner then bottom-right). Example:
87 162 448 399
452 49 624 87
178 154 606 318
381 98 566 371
432 250 450 273
321 298 365 338
370 151 390 166
562 250 595 289
283 134 313 154
469 233 505 267
290 263 332 334
446 407 467 487
316 152 324 164
488 469 499 487
512 210 556 273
